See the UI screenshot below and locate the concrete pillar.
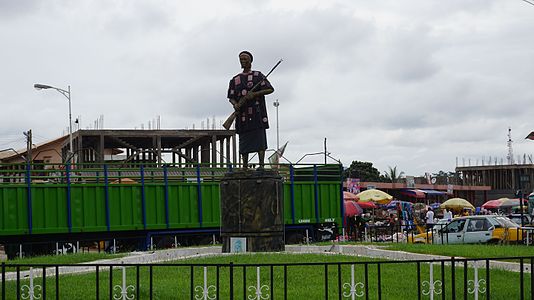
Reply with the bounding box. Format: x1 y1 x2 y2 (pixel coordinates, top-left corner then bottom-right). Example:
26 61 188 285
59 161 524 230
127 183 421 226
99 134 105 163
201 140 210 164
156 136 162 166
211 135 217 167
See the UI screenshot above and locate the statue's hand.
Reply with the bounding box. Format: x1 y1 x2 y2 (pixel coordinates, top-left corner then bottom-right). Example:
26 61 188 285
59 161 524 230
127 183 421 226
243 91 257 100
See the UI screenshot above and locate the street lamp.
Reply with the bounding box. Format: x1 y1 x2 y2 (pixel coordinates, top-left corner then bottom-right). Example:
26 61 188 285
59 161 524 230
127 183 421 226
273 99 280 150
33 83 73 161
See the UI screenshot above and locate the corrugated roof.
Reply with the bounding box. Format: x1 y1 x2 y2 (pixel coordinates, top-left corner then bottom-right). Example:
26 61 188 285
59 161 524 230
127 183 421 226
0 135 67 161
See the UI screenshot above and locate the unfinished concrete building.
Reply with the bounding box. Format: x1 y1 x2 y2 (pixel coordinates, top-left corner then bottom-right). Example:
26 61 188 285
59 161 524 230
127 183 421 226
66 129 237 167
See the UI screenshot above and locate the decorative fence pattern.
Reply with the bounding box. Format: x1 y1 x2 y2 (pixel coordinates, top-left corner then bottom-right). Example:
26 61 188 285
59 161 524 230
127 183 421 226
1 256 533 299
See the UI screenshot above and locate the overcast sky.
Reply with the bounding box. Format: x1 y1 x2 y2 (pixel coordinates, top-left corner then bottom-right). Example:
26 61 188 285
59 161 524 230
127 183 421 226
1 0 534 175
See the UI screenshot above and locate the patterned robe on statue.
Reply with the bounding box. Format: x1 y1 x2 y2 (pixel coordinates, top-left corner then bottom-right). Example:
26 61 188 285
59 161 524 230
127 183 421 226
227 71 273 154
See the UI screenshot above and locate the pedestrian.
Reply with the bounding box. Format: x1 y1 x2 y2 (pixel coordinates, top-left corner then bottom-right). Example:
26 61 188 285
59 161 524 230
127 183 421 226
227 51 274 169
443 208 452 221
425 207 435 229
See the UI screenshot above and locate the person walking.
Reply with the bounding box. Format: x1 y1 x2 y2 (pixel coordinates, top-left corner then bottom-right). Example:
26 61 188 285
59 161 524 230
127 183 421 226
443 208 453 221
425 207 435 229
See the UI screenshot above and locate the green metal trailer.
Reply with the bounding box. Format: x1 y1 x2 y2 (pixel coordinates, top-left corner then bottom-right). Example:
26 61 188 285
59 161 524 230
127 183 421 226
0 163 343 256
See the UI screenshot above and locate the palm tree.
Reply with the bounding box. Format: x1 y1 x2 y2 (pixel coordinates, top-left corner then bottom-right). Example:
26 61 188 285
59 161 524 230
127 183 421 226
384 166 405 183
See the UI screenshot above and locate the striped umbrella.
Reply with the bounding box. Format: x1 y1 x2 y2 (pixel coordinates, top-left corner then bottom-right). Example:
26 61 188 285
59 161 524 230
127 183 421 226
344 201 363 217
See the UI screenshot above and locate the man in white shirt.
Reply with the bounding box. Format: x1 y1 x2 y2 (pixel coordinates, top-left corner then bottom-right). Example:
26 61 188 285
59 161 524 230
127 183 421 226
425 208 435 228
443 208 453 221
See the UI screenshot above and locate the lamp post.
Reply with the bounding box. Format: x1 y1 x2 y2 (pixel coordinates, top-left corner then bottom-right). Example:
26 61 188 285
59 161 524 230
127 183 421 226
273 99 280 150
33 84 73 161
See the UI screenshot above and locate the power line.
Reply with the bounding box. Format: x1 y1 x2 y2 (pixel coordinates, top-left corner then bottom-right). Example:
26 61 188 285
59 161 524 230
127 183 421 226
0 137 25 148
522 0 534 6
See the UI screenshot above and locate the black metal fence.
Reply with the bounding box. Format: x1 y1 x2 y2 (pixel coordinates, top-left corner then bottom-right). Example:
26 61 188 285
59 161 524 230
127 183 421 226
1 256 533 299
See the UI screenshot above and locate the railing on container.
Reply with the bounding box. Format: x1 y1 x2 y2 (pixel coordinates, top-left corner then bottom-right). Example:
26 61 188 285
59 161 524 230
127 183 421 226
0 162 343 185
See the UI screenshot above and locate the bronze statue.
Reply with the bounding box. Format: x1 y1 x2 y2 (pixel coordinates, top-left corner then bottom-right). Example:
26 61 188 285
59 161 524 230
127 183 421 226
227 51 275 169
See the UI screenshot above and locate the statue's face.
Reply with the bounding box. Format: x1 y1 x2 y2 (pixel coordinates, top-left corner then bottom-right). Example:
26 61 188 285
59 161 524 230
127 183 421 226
239 54 251 69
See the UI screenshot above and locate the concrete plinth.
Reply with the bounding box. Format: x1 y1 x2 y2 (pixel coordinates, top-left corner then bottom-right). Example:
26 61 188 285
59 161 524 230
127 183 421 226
220 169 285 252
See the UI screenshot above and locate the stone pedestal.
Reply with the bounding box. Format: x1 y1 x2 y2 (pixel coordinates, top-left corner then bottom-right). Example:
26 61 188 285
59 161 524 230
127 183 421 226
220 169 285 252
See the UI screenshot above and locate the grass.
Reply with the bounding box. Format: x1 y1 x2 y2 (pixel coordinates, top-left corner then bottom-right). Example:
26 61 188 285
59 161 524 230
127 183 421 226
315 241 534 259
2 252 126 272
382 243 534 259
2 253 531 299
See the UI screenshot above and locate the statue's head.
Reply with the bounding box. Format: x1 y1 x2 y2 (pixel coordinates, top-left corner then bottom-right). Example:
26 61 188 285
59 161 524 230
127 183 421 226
239 51 253 70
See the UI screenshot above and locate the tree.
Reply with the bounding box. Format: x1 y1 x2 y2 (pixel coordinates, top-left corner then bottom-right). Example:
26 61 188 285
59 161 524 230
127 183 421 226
343 160 382 182
383 165 405 183
431 170 456 184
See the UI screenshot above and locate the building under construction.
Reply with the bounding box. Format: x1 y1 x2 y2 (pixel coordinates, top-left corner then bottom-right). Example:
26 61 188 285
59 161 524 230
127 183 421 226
68 129 238 166
456 164 534 199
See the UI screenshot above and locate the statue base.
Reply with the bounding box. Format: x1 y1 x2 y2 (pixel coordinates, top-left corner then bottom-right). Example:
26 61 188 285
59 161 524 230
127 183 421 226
220 169 285 253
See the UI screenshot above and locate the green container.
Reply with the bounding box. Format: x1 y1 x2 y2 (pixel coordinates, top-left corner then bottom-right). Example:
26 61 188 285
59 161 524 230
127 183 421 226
0 166 342 237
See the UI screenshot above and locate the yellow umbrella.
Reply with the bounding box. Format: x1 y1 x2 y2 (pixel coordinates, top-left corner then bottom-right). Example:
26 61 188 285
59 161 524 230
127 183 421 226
356 189 393 205
439 198 475 211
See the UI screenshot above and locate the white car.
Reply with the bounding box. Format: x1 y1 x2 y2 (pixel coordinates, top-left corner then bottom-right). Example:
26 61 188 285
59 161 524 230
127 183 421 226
434 215 523 244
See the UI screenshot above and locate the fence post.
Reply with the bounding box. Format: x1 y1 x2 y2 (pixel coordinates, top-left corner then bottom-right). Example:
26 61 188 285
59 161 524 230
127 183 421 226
486 259 491 300
26 161 33 234
324 264 328 299
230 262 234 300
164 164 170 229
451 257 456 300
96 265 99 300
55 265 59 300
520 258 524 300
313 165 319 224
530 258 533 300
290 164 295 224
1 262 5 300
104 164 110 232
196 164 203 227
66 163 72 232
140 164 147 229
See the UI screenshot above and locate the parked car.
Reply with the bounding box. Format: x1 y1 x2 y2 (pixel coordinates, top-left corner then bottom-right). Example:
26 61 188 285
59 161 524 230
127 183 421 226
438 215 525 244
506 214 533 227
407 219 449 244
409 215 525 244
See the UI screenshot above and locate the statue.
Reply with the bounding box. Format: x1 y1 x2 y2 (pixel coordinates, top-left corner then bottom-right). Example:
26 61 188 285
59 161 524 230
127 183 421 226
227 51 275 169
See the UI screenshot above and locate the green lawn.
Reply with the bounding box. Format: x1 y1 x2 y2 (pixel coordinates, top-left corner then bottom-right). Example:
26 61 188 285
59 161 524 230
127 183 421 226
2 253 531 299
2 252 125 272
382 243 534 259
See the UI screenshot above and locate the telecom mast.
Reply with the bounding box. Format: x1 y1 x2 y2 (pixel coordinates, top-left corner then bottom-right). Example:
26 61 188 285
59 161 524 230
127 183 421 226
507 127 514 164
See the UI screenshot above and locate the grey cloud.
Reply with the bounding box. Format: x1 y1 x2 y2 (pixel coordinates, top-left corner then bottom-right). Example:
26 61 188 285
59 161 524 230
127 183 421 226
0 0 40 18
383 26 440 81
2 1 534 175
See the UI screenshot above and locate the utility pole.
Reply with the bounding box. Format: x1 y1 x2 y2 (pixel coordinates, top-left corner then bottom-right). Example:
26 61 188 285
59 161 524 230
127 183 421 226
507 127 514 165
324 138 327 164
23 130 32 163
273 99 280 150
